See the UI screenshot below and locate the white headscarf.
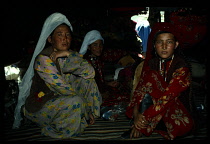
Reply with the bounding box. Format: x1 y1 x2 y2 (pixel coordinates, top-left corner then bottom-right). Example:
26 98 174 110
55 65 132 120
13 12 73 129
79 30 104 55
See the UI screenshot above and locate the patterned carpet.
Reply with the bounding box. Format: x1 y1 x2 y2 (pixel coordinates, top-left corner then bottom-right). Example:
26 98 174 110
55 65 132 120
3 81 207 142
3 115 162 141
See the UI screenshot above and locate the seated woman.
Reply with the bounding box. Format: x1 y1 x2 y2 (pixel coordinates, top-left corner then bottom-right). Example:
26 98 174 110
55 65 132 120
123 30 195 140
12 12 102 138
79 30 131 107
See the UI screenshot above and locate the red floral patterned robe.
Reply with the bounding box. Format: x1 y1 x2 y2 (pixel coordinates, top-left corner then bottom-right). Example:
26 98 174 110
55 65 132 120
126 54 194 140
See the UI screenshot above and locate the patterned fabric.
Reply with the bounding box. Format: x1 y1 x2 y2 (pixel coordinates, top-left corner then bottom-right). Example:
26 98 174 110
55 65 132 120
126 54 194 140
85 55 104 92
84 53 131 107
5 81 207 141
101 48 127 63
132 61 144 99
150 14 207 50
24 48 102 138
13 12 74 129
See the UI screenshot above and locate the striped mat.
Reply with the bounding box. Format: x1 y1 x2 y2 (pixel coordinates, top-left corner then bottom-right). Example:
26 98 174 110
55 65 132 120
3 82 207 142
4 114 164 141
3 113 207 142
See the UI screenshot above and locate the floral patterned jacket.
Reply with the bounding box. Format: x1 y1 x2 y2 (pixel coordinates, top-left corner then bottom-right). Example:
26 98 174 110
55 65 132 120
25 47 95 113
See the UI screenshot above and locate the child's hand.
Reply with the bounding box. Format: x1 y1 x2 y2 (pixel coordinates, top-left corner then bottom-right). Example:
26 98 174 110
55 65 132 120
107 81 119 87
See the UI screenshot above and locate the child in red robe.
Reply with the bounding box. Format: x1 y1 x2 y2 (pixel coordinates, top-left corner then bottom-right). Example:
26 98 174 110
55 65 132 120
125 30 194 140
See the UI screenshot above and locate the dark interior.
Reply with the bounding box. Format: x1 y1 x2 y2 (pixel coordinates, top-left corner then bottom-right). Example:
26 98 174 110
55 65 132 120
2 5 208 141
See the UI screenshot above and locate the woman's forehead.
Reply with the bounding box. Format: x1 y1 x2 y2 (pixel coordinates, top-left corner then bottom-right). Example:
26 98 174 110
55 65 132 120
52 25 71 35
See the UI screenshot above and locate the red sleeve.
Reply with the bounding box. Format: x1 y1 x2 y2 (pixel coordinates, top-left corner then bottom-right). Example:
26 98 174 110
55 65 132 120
143 67 191 118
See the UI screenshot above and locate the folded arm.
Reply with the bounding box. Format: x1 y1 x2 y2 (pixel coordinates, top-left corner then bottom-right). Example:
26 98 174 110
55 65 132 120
143 67 191 118
61 50 95 79
35 54 77 96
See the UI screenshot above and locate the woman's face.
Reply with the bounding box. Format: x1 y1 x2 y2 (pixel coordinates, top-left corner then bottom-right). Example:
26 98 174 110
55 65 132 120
154 33 179 59
88 39 103 57
47 24 72 51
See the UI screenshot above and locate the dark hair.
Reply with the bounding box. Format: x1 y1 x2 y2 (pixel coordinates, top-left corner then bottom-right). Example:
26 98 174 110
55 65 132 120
153 30 177 45
50 23 73 37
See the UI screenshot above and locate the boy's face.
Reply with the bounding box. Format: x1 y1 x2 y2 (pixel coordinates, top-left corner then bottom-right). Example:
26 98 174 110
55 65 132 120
154 33 179 59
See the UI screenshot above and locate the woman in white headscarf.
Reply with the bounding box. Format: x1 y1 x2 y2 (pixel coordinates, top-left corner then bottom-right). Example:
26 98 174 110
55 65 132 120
13 12 102 138
79 30 130 107
79 30 108 94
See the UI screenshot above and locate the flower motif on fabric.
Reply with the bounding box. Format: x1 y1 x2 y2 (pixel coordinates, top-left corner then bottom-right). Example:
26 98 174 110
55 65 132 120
152 73 165 92
44 69 52 73
74 60 80 64
155 105 161 111
58 101 65 106
41 112 47 117
172 67 185 79
70 53 77 57
147 114 162 133
154 95 169 111
53 74 59 79
38 91 45 98
37 61 41 65
179 79 190 87
166 122 174 140
72 103 81 113
47 105 56 110
171 108 190 126
141 82 152 93
165 122 174 134
70 119 76 123
45 59 52 63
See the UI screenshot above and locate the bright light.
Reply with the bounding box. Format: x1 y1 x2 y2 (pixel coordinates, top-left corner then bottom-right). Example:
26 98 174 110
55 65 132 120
138 53 145 59
160 11 165 22
4 65 21 84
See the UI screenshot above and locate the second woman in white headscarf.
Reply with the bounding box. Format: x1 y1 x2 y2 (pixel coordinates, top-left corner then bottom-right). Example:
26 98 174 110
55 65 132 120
79 30 131 107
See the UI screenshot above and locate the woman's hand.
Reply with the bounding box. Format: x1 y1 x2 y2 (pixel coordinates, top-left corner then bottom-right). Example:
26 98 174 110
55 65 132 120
88 113 95 125
50 50 70 62
106 81 119 87
130 125 142 138
82 71 95 79
133 113 148 130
